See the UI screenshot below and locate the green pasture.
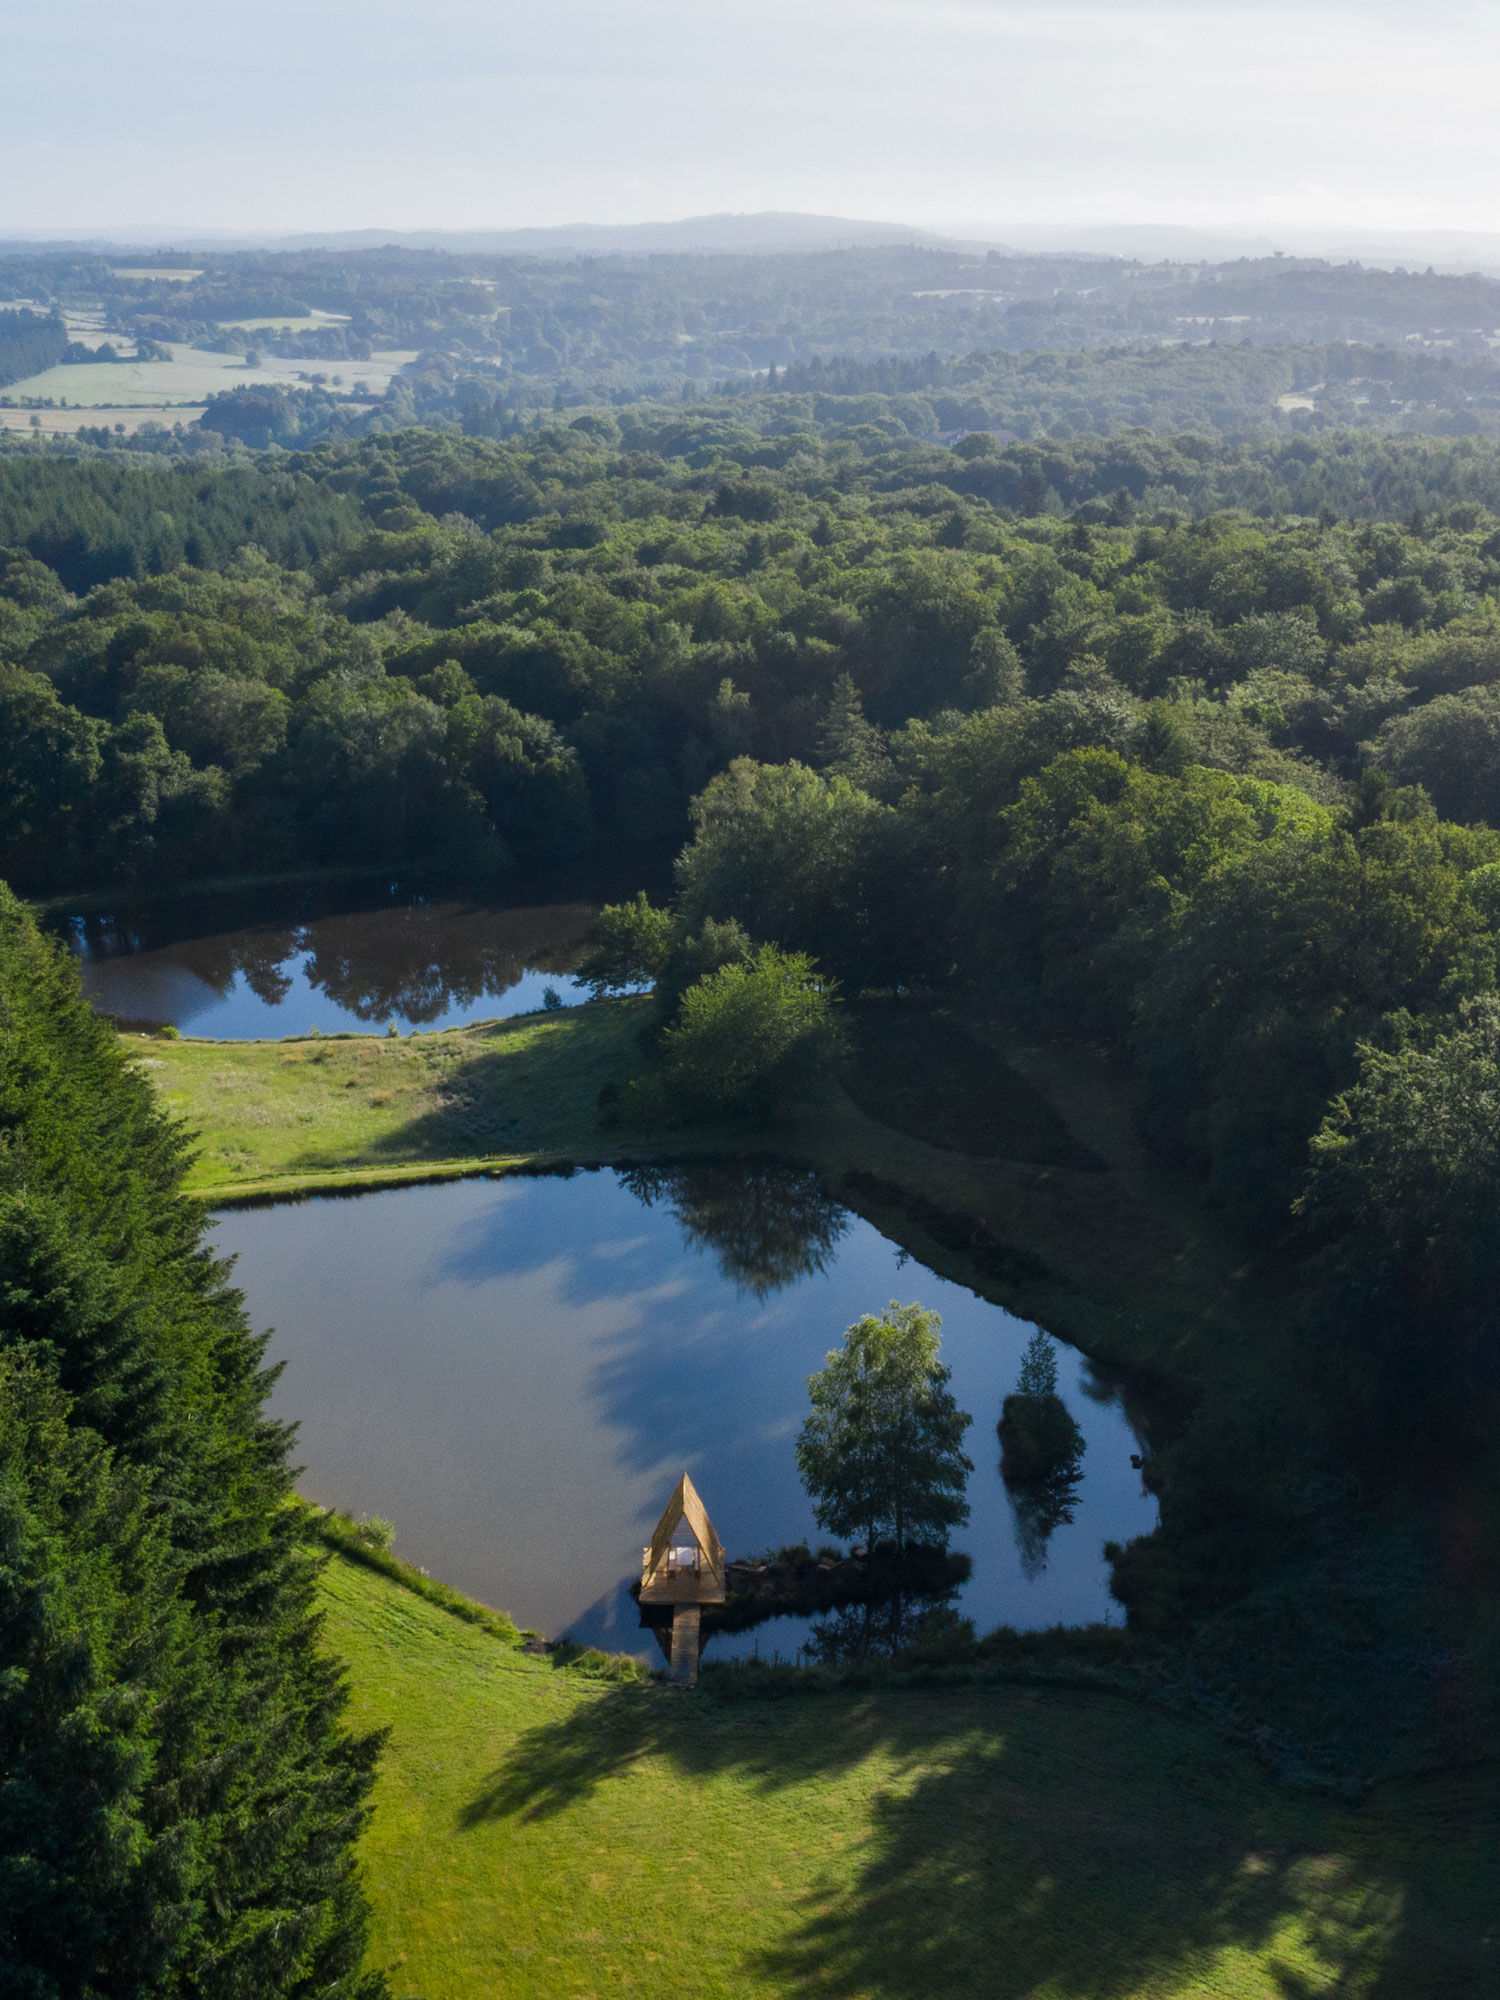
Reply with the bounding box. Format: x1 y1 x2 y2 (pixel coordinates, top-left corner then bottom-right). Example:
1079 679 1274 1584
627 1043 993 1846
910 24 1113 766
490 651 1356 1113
134 999 647 1198
215 310 352 331
108 266 202 281
3 344 417 407
325 1550 1494 1999
141 997 1498 1994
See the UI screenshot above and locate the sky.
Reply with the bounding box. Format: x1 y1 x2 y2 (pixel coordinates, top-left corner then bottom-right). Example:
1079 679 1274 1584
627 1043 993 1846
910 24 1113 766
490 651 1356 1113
5 0 1499 240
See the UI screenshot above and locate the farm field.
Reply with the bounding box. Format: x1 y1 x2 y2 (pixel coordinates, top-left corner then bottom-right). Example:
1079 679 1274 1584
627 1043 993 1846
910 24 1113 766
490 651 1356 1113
0 405 207 433
107 266 202 281
216 309 351 331
324 1547 1494 1999
1 342 417 406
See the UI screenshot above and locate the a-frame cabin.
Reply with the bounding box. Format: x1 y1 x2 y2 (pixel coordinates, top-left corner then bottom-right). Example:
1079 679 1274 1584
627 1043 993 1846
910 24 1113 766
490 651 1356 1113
639 1473 726 1686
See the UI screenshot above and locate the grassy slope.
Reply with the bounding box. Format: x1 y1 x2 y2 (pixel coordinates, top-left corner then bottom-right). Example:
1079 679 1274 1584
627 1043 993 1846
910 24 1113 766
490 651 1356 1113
325 1550 1493 2000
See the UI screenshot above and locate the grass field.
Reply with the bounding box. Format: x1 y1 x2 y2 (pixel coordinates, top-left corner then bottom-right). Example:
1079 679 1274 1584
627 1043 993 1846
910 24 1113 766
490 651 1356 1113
0 406 208 434
3 343 418 407
324 1548 1495 1999
135 999 649 1199
216 310 352 331
143 1003 1499 1992
108 267 202 281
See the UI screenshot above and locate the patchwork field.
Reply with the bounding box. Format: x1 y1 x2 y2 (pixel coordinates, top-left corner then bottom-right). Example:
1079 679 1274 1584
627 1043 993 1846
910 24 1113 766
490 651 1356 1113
107 266 202 281
0 405 207 434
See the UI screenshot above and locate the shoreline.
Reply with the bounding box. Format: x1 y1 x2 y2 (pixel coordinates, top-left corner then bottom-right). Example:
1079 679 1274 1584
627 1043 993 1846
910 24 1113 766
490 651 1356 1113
142 998 1280 1397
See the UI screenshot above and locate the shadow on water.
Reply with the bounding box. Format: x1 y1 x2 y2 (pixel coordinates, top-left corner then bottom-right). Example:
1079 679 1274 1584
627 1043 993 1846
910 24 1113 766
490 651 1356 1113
454 1680 1449 1997
417 1159 1161 1645
438 1158 850 1305
798 1590 970 1665
223 1162 1161 1645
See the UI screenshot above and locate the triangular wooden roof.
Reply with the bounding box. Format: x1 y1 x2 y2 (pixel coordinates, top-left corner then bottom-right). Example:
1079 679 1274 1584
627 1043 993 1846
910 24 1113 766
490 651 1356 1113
645 1472 725 1578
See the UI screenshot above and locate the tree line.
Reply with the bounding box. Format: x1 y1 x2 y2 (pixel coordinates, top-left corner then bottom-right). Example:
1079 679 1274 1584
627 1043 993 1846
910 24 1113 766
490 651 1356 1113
18 240 1500 412
11 427 1500 896
0 886 382 1994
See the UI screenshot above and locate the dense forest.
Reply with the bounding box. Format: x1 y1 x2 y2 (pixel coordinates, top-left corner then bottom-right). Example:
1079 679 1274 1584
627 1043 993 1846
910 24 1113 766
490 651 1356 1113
0 887 382 1995
8 422 1500 1441
177 339 1500 454
11 425 1500 897
13 241 1500 378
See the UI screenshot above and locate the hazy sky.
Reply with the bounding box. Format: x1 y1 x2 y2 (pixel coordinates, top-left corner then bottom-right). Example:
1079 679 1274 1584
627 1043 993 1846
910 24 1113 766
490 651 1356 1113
5 0 1498 237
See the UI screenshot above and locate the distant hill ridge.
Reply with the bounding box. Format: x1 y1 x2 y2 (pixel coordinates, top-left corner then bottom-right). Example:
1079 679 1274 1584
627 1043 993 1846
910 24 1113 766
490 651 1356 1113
7 211 1500 275
0 212 973 258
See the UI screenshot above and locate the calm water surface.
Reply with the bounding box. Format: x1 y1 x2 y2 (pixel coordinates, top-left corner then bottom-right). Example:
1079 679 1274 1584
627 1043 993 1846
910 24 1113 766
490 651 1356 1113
57 886 610 1034
214 1169 1158 1661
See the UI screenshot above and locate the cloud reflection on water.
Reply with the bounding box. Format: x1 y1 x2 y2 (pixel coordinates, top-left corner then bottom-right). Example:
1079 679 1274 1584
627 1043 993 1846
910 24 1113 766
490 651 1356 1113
213 1169 1158 1656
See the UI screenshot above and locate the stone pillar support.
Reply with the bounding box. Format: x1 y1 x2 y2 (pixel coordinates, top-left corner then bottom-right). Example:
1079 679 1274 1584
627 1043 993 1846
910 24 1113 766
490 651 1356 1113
669 1605 702 1688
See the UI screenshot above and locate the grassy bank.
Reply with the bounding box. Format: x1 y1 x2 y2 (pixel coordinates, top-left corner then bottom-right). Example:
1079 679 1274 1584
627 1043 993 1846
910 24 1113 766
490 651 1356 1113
323 1546 1495 1999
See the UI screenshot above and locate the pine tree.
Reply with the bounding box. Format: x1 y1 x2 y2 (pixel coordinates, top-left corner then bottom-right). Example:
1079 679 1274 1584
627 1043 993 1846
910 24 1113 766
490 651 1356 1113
1000 1330 1085 1489
0 886 385 1997
815 674 894 797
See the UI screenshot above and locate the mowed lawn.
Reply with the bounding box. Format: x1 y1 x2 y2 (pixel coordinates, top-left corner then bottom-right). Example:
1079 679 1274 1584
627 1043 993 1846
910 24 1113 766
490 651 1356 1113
324 1554 1492 2000
132 999 647 1197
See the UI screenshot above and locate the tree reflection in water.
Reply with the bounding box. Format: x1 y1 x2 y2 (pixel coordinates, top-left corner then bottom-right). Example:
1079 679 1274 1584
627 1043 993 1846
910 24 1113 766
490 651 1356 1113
297 903 592 1022
617 1159 849 1298
802 1592 972 1664
67 896 597 1028
999 1332 1087 1582
1007 1468 1084 1583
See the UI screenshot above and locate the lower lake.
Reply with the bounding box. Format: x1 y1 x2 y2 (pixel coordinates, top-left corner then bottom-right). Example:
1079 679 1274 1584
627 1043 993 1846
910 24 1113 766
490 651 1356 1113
213 1166 1159 1663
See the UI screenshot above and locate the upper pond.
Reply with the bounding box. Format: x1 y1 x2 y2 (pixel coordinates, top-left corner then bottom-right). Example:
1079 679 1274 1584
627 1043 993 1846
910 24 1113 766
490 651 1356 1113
49 875 640 1036
213 1166 1159 1662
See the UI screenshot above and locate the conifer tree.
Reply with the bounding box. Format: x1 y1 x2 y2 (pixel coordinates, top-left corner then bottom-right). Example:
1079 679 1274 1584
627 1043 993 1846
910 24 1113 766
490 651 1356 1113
816 674 895 797
0 886 385 1998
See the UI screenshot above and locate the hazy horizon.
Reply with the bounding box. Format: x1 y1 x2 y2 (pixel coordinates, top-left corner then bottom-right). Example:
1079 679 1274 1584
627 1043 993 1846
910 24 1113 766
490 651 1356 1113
6 1 1498 244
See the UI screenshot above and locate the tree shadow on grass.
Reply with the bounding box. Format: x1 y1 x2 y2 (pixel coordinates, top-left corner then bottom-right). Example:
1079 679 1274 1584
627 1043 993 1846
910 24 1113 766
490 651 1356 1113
452 1678 1470 1998
357 1005 638 1162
